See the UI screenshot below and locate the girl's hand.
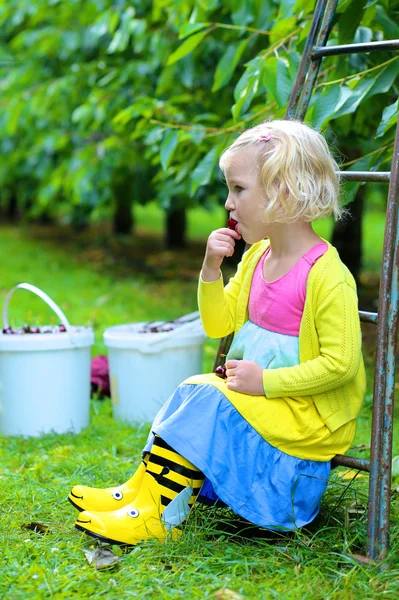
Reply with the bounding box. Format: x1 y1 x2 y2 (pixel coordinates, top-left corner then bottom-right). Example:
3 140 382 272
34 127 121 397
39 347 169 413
201 228 241 282
225 360 264 395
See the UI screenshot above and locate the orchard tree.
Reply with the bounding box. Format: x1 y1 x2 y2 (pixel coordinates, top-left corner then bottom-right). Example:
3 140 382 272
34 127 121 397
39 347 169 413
0 0 174 233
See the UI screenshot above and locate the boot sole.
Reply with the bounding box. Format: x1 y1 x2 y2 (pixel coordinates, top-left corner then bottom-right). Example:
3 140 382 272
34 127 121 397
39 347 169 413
67 495 84 512
75 523 133 547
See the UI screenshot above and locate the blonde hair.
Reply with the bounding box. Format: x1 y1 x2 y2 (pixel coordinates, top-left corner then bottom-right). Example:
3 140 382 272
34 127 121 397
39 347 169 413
219 120 343 223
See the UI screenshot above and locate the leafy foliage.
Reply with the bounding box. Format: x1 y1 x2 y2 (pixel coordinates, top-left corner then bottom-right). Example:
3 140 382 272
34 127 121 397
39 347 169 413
0 0 398 224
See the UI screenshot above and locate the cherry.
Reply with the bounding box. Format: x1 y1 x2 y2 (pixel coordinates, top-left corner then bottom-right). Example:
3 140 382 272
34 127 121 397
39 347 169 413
227 218 238 231
2 323 72 334
215 364 227 379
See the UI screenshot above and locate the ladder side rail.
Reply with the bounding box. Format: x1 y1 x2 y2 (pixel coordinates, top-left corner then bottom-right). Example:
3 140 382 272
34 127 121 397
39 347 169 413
369 112 399 560
213 333 235 371
313 39 399 57
285 0 329 119
292 0 338 121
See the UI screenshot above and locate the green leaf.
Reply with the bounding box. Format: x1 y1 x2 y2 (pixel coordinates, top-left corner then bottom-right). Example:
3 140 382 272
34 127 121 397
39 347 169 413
178 22 210 40
338 0 366 44
269 16 297 45
311 85 341 129
275 57 293 107
190 147 218 195
253 0 275 28
333 78 376 119
231 0 256 26
232 71 259 120
392 455 399 479
341 156 371 206
167 29 210 65
354 26 373 44
160 130 179 170
369 61 399 98
375 5 399 37
212 39 249 92
198 0 218 10
6 100 23 135
332 60 399 122
263 56 293 108
71 104 91 124
277 0 298 19
293 0 314 12
263 56 278 103
107 29 129 54
336 0 354 13
376 99 398 138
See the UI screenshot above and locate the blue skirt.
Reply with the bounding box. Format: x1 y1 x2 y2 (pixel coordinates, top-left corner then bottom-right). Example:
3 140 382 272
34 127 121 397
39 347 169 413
144 382 331 531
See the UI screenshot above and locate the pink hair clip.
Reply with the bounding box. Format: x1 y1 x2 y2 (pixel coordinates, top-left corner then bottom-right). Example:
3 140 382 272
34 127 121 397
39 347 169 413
258 132 272 143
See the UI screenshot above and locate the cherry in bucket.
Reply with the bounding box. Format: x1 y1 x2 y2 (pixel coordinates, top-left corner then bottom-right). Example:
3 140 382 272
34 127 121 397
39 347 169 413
2 324 68 334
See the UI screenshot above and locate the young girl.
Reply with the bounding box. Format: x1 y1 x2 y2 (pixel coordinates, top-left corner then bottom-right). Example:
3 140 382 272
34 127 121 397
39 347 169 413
69 120 365 545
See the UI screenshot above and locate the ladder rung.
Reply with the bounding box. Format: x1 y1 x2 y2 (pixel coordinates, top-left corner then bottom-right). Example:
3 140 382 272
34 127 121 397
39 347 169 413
332 454 370 472
339 171 390 182
313 40 399 58
359 311 378 324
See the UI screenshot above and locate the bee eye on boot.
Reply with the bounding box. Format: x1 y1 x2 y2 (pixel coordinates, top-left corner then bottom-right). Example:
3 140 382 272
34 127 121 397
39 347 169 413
112 491 123 501
127 508 139 518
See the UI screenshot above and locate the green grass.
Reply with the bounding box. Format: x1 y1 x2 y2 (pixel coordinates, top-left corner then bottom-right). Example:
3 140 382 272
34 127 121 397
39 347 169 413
0 210 398 599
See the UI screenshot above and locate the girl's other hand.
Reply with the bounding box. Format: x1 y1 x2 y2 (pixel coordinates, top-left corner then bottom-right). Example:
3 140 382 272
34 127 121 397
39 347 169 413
201 228 241 282
225 359 264 395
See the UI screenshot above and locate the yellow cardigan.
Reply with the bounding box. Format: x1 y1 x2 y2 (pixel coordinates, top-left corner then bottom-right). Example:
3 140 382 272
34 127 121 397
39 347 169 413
196 240 365 437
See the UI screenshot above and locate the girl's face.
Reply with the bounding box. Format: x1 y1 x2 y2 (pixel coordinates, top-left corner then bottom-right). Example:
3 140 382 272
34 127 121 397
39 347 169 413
224 147 269 244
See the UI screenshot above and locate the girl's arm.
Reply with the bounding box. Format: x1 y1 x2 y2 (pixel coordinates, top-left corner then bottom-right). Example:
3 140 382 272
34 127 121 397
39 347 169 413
262 282 362 397
198 254 244 338
198 226 243 338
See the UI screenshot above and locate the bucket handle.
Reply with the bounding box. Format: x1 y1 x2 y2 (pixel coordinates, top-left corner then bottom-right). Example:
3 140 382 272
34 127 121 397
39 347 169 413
3 282 76 344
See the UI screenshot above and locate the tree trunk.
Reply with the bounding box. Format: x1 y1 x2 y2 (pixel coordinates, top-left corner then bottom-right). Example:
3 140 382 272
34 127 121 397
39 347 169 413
70 205 90 231
165 207 187 248
5 192 19 221
331 185 364 285
113 181 134 235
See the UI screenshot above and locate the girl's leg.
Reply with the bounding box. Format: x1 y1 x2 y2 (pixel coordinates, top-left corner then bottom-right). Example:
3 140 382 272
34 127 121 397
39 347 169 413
75 436 204 546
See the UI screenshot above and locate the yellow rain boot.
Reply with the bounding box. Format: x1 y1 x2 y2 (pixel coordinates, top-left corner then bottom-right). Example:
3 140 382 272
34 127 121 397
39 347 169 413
68 456 148 512
75 436 204 545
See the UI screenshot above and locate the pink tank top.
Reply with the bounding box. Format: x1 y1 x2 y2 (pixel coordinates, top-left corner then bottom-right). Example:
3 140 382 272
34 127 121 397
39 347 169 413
248 243 328 336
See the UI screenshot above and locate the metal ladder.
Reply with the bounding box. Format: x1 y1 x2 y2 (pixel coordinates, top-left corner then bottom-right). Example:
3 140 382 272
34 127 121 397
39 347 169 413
214 0 399 562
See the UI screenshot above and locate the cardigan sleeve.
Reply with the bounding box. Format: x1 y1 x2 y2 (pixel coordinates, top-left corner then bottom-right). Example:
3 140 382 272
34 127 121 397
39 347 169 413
262 282 362 397
197 254 246 338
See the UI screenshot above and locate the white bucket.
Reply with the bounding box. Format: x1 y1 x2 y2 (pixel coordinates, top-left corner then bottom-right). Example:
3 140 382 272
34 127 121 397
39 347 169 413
0 283 94 437
104 314 206 424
